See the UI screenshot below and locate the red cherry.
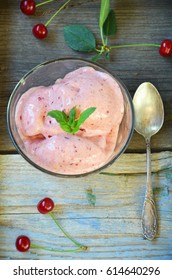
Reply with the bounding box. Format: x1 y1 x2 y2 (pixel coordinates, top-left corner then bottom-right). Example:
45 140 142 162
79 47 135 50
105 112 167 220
32 24 48 39
16 235 30 252
37 197 54 214
159 39 172 57
20 0 36 16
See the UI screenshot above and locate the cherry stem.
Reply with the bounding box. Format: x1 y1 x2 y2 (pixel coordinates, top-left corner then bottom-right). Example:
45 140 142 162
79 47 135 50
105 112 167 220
30 243 85 253
109 43 160 50
49 212 86 249
36 0 54 8
100 28 105 47
44 0 72 27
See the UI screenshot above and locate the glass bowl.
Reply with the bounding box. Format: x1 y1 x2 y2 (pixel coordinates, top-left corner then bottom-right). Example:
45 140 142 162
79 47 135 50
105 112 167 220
7 58 134 177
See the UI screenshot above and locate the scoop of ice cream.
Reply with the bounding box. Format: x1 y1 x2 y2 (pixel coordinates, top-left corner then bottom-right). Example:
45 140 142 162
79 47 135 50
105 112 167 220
25 134 112 174
15 66 124 174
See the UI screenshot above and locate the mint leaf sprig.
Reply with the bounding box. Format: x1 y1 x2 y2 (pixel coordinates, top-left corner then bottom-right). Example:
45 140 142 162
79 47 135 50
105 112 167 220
63 0 160 61
47 106 96 134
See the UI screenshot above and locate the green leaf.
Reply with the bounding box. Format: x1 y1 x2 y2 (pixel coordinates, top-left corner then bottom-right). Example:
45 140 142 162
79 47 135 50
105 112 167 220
103 10 117 36
69 106 76 120
70 126 80 134
99 0 110 29
77 107 96 127
47 110 68 123
60 123 73 133
48 107 96 134
68 106 76 125
64 25 96 52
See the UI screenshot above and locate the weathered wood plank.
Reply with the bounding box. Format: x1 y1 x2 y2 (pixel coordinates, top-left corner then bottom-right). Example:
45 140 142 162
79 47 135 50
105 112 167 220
0 215 172 260
0 153 171 214
1 0 172 261
0 153 172 259
1 151 172 176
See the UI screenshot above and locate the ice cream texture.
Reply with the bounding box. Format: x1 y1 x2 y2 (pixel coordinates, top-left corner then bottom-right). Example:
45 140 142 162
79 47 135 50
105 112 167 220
15 66 124 174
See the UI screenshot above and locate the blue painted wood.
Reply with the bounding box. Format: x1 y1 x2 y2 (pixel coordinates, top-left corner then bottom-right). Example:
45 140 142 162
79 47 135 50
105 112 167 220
0 153 172 260
0 0 172 261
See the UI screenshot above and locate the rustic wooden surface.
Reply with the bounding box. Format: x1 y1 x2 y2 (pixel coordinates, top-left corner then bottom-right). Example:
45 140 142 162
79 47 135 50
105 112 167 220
0 0 172 260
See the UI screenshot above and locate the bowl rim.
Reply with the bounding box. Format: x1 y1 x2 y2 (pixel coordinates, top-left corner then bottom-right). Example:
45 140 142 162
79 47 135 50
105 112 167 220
7 57 135 178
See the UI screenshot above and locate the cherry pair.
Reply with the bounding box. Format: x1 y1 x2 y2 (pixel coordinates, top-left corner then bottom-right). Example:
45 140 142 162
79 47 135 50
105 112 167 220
20 0 71 39
16 197 87 253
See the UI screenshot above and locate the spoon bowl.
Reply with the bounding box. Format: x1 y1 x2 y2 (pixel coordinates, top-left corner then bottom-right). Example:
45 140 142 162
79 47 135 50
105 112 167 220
133 82 164 240
133 82 164 138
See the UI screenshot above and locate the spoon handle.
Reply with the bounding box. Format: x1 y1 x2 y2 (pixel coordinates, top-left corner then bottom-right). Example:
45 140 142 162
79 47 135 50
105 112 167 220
142 138 157 240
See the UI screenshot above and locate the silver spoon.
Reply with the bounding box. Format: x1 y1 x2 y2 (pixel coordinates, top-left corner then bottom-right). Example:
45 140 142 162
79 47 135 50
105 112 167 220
133 82 164 240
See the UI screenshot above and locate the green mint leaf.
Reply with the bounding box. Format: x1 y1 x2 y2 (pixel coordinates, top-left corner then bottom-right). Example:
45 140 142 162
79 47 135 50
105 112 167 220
69 106 76 125
64 25 96 52
47 110 68 123
48 107 96 134
99 0 110 29
103 10 117 36
70 126 80 134
77 107 96 127
68 107 78 128
59 123 73 133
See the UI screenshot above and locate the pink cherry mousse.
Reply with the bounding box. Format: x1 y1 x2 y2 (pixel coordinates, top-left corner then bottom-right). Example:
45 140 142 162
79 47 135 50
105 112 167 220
15 67 124 175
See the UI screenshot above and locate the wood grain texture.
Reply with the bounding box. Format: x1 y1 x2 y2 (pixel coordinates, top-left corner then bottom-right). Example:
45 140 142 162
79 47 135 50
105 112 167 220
0 153 172 259
0 0 172 152
0 0 172 261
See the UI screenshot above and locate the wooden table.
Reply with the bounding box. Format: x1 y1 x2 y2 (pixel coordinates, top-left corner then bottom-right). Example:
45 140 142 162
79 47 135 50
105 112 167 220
0 0 172 260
